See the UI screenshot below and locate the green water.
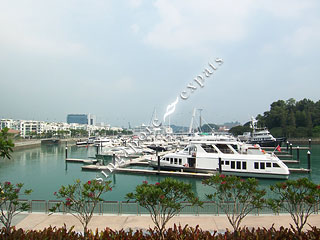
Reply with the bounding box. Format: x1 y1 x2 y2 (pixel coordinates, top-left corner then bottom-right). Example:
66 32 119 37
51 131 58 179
0 144 319 201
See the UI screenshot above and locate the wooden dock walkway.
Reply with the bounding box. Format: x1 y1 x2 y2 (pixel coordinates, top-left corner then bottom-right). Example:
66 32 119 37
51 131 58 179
66 158 98 164
262 146 310 150
282 159 299 164
289 168 311 173
276 154 293 158
113 168 214 178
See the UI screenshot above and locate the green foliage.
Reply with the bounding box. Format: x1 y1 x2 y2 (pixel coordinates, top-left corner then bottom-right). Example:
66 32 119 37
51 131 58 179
0 128 14 159
201 124 219 133
94 129 133 137
0 181 32 233
202 174 266 233
1 225 320 239
70 129 88 138
229 125 251 136
126 178 202 239
257 98 320 138
312 126 320 137
268 178 320 235
50 179 112 237
269 127 283 138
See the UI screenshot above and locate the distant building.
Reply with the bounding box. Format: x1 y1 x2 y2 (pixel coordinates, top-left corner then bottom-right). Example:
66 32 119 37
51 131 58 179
67 114 96 126
0 119 15 130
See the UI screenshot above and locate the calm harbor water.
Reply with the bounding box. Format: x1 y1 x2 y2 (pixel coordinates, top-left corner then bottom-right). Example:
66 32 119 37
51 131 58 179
0 144 319 201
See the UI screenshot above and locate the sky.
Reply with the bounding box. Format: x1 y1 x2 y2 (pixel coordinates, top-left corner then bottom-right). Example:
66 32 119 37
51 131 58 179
1 0 320 128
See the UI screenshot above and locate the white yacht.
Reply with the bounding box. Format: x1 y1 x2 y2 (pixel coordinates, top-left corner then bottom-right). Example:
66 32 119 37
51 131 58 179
238 118 286 147
148 140 289 179
94 137 116 147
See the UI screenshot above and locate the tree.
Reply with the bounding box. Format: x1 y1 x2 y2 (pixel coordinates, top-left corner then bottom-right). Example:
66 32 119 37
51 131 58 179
202 174 266 233
228 125 251 136
126 178 202 240
50 179 112 238
0 182 32 234
268 178 320 235
0 128 14 159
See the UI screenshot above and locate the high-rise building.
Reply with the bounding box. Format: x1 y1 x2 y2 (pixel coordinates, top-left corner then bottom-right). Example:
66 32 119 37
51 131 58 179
66 114 96 126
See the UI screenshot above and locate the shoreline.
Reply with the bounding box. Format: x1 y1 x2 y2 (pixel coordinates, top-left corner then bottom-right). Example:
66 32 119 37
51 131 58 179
13 138 77 150
288 138 320 145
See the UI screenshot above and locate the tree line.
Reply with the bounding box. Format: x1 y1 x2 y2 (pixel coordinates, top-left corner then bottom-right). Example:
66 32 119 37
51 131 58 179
230 98 320 138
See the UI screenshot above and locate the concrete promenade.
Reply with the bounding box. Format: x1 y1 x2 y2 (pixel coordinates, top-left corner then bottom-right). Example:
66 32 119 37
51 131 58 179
13 213 320 232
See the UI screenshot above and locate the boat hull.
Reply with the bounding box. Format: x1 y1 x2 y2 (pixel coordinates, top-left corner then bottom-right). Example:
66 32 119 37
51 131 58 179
149 162 289 180
249 138 286 147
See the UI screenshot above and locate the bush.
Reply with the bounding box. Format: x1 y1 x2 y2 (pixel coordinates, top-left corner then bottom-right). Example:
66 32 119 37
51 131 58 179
1 225 320 240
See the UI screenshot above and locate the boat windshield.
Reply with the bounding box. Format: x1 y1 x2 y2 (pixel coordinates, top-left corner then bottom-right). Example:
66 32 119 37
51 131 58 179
201 144 218 153
215 144 234 154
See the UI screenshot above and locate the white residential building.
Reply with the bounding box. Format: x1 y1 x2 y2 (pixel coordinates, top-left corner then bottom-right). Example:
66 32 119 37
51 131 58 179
19 120 45 138
0 119 16 130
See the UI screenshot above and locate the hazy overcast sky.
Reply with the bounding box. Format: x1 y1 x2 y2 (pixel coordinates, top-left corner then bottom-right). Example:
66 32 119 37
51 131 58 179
1 0 319 127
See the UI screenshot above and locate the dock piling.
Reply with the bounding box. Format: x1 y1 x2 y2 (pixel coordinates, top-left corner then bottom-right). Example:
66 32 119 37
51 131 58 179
112 154 115 166
297 146 300 163
96 145 99 155
286 141 289 152
65 146 68 159
65 146 68 171
290 143 293 157
156 149 160 172
157 155 160 172
309 139 312 150
307 151 311 172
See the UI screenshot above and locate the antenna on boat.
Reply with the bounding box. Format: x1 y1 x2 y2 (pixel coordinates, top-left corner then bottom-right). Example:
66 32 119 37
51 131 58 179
149 108 157 127
189 108 197 134
198 108 203 132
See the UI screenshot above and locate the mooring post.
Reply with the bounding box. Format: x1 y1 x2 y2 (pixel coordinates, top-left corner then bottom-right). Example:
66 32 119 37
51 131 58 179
309 139 312 150
286 141 289 152
112 154 115 165
157 155 160 173
96 145 99 156
290 143 293 156
297 146 300 163
156 149 160 172
65 146 68 159
218 157 222 173
307 151 311 172
65 146 68 171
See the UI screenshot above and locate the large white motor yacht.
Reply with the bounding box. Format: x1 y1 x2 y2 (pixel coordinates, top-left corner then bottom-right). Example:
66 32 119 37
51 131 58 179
148 140 289 179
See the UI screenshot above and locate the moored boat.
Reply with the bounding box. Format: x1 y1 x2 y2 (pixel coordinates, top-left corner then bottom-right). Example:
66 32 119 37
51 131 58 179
148 139 289 179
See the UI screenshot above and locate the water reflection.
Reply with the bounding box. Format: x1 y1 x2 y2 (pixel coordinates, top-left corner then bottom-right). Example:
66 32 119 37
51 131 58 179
0 144 319 201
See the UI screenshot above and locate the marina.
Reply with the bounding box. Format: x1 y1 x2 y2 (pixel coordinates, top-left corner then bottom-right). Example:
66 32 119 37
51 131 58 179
0 138 319 202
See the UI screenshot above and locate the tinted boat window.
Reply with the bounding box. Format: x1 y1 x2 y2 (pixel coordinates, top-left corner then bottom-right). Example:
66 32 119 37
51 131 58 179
254 162 259 169
216 144 234 154
201 144 217 153
237 161 241 169
260 162 265 169
231 161 235 169
242 162 247 169
273 163 280 168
